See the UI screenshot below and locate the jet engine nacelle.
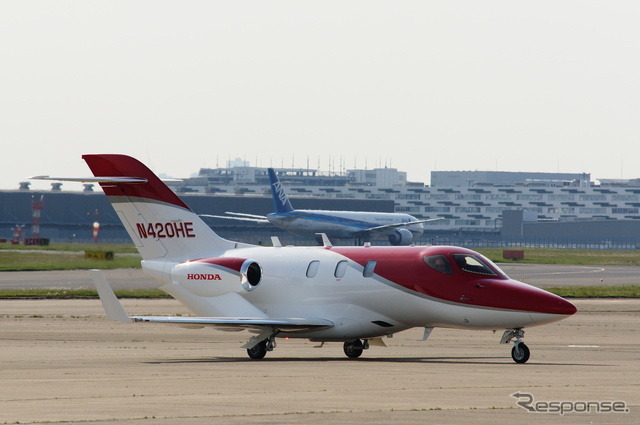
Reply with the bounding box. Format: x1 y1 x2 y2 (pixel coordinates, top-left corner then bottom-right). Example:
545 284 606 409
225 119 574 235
388 228 413 246
170 257 262 297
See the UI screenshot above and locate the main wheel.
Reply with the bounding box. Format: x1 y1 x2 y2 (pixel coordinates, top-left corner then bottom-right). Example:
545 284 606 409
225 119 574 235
343 339 364 359
247 340 268 360
511 342 530 364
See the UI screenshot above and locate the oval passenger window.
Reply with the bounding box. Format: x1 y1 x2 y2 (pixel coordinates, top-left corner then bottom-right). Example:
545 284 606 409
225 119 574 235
334 260 348 278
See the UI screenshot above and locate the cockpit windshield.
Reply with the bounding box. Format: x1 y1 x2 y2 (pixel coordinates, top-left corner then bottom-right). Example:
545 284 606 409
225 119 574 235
452 254 501 276
424 254 453 275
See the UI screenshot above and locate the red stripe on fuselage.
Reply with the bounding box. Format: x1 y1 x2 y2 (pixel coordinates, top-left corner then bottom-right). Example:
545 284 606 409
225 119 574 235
331 246 576 316
82 154 190 210
188 257 246 272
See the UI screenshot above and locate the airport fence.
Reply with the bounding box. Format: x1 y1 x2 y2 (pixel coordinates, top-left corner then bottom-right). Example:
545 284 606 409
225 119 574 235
417 235 640 251
3 225 639 250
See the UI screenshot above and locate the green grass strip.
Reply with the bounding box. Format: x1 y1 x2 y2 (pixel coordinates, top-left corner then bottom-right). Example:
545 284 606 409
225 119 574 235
545 285 640 298
0 288 171 299
0 251 141 271
1 286 638 300
0 243 138 253
479 248 640 266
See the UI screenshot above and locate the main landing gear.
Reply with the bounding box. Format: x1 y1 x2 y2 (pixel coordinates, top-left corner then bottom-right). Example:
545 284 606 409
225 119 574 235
343 339 370 359
246 334 277 360
247 337 373 360
501 328 530 364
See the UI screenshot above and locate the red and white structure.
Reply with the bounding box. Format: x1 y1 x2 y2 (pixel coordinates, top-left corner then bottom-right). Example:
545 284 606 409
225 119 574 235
31 195 44 240
92 221 100 243
11 224 25 245
35 155 577 363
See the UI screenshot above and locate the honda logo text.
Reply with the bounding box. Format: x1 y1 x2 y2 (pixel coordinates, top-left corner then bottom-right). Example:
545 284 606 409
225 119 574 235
187 273 222 281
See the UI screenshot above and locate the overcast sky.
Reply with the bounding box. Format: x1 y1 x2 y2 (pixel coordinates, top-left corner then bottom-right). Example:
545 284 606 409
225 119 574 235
2 1 639 190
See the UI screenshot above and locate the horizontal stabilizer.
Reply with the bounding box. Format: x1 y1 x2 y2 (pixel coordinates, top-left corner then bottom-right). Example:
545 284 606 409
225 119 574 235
38 155 237 261
30 175 182 183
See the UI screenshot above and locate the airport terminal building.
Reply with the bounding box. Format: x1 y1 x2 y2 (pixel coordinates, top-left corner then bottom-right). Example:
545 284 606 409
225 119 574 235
175 166 639 228
3 165 640 248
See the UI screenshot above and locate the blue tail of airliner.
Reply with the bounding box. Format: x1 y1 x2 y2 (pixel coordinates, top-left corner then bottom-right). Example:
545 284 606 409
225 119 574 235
268 168 294 214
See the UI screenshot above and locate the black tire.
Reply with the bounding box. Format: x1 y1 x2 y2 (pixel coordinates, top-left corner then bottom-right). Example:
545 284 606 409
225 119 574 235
343 339 364 359
247 340 268 360
511 342 530 364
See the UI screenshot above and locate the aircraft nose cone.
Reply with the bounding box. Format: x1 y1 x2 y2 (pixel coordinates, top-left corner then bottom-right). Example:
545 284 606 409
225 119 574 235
542 292 577 316
492 279 577 316
518 283 577 316
524 288 577 327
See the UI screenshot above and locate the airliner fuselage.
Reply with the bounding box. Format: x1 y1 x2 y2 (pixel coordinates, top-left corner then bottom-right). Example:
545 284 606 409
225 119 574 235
266 210 424 240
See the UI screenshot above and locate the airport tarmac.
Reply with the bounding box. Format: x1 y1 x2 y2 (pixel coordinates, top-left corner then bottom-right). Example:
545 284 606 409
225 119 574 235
500 263 640 287
2 263 640 291
0 298 638 425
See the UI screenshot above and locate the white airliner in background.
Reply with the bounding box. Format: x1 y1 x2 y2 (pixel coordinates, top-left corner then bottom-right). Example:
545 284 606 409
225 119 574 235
32 155 576 363
203 168 437 245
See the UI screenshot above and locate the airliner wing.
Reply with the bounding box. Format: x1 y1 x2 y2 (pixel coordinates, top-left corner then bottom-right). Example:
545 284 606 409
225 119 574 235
363 217 444 232
204 211 311 223
199 213 269 223
225 212 269 219
274 211 311 220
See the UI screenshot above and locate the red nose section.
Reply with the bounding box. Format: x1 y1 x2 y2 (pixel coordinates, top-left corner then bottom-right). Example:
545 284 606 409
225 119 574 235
492 279 577 315
538 291 577 316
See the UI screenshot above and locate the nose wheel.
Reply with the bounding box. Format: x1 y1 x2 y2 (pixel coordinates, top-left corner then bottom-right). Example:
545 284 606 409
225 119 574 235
501 329 530 364
511 341 530 363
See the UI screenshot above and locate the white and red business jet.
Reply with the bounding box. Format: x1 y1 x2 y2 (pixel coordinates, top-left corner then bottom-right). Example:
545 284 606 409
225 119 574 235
33 155 576 363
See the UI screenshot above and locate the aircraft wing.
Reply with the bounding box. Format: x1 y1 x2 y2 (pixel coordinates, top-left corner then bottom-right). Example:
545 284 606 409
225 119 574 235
363 217 444 233
199 213 269 223
91 269 333 333
128 316 334 332
200 211 311 223
272 212 311 220
225 212 269 219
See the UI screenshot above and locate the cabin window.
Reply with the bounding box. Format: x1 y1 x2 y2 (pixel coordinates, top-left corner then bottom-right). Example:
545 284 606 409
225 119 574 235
452 254 497 276
334 260 348 278
306 260 320 278
424 255 453 275
363 260 377 277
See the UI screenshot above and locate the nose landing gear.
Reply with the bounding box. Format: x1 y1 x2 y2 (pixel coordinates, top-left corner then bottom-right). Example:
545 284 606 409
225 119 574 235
511 341 530 364
501 328 530 364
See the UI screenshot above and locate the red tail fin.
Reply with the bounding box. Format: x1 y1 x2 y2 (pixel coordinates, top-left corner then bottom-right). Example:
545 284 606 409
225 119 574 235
82 154 237 261
82 154 189 210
